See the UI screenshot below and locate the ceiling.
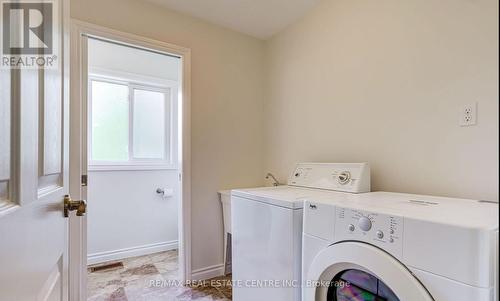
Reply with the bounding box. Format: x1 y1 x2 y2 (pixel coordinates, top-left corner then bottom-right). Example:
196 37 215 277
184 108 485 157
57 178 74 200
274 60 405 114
145 0 322 39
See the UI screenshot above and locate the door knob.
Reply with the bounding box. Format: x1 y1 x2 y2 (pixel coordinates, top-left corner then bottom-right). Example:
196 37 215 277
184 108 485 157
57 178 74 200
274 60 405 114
64 195 87 217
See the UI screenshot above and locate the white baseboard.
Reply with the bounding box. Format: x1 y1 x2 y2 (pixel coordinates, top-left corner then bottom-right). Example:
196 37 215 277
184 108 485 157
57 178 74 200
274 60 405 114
191 264 225 281
87 240 178 265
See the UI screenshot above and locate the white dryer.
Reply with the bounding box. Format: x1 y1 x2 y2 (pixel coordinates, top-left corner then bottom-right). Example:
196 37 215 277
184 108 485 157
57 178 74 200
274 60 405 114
231 163 370 301
302 192 499 301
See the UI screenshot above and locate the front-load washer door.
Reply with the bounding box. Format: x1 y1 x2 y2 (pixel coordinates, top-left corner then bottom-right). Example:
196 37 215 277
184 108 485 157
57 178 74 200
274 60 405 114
304 242 434 301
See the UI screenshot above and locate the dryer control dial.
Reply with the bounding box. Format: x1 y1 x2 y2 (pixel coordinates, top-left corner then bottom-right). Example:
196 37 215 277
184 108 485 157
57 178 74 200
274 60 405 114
358 216 372 232
335 207 404 260
337 171 351 185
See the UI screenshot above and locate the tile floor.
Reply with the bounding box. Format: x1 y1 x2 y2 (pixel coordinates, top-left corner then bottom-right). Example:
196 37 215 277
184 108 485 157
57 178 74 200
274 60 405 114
88 250 232 301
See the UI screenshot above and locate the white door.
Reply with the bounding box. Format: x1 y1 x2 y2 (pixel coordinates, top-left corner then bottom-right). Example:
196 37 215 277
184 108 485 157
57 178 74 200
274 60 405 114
0 0 72 300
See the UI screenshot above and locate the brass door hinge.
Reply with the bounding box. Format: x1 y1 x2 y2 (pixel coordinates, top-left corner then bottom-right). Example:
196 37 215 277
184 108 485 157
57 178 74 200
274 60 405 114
81 175 88 187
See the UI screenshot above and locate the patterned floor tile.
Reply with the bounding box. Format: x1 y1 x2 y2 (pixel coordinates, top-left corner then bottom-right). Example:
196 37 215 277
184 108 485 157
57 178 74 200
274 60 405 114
87 250 232 301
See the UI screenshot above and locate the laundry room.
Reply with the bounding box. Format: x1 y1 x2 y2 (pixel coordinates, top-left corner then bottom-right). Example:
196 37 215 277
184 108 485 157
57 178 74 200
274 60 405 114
0 0 498 300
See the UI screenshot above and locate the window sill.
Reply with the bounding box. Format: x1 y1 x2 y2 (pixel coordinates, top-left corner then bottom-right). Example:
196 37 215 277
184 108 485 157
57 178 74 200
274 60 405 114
0 200 19 217
88 164 178 171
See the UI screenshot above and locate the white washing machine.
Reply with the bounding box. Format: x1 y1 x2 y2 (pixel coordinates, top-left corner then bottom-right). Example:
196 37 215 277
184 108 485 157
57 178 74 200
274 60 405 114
302 191 499 301
231 163 371 301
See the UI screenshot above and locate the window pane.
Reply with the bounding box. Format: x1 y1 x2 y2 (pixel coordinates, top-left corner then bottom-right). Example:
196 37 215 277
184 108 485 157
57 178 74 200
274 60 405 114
328 269 400 301
133 89 169 159
91 80 129 161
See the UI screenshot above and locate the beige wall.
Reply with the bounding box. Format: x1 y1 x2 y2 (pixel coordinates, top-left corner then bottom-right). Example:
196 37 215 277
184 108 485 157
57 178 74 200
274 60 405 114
265 0 499 201
71 0 266 272
73 0 498 276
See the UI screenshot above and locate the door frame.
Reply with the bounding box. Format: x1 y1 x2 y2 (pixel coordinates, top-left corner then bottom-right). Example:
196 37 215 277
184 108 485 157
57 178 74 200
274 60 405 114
69 19 192 301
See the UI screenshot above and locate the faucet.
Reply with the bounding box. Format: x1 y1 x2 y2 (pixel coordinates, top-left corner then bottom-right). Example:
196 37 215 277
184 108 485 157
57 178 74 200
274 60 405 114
265 173 281 186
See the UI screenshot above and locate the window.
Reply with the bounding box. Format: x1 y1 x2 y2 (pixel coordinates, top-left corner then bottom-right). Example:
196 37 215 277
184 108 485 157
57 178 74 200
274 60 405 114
327 269 399 301
91 80 129 161
132 88 169 159
89 77 175 169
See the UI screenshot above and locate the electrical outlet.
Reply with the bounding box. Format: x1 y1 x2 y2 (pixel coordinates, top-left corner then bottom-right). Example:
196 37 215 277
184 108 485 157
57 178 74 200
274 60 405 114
459 102 477 126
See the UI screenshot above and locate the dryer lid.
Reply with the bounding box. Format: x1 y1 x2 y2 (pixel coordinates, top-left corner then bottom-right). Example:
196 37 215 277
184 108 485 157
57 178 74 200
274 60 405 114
231 186 347 209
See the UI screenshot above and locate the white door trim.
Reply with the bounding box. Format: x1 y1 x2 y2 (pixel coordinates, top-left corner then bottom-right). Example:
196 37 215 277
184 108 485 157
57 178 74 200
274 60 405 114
69 19 192 301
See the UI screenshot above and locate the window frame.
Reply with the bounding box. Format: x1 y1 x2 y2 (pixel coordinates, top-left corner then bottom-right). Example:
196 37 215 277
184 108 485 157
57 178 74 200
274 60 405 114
88 68 178 171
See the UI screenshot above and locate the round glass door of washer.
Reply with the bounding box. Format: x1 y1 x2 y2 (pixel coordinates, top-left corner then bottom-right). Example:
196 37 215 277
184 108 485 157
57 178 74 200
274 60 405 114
303 242 434 301
328 269 399 301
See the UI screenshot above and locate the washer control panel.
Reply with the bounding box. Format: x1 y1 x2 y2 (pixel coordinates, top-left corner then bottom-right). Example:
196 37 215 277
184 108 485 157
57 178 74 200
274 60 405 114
334 207 404 259
288 163 370 193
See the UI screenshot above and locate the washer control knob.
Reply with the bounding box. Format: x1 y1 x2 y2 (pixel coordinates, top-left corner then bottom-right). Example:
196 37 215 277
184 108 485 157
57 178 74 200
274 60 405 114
358 217 372 232
376 230 384 239
337 171 351 185
390 229 395 235
348 224 355 232
390 238 395 243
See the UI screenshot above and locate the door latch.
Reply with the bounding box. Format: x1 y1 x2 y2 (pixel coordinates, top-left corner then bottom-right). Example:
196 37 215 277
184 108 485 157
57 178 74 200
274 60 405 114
64 195 87 217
